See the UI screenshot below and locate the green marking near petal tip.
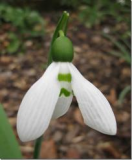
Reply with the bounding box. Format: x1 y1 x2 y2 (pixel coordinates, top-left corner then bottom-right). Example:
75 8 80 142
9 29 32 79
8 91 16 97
59 88 71 97
58 73 72 82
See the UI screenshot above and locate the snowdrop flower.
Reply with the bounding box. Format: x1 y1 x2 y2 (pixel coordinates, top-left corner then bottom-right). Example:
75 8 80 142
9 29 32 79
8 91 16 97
17 32 117 142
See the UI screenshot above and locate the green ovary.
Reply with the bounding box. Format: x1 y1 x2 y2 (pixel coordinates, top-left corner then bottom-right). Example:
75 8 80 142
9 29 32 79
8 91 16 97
51 36 74 62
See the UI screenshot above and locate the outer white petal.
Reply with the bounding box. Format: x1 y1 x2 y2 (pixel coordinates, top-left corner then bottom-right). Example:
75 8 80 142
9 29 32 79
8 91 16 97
68 63 117 135
52 95 73 119
17 62 60 142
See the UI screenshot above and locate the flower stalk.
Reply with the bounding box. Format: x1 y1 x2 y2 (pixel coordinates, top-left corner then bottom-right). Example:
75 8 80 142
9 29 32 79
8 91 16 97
33 136 43 159
59 30 65 37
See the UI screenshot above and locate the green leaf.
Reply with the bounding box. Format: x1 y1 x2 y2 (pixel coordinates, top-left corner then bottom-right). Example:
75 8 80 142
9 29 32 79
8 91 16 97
109 51 131 64
0 104 22 158
7 33 20 54
102 33 129 55
108 51 123 57
102 33 131 64
118 86 131 104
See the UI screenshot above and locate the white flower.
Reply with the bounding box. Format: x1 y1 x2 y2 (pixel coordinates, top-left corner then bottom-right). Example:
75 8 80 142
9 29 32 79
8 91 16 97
17 62 117 142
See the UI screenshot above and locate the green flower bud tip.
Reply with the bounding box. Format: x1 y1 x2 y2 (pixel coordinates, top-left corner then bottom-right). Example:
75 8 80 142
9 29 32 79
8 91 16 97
51 35 74 62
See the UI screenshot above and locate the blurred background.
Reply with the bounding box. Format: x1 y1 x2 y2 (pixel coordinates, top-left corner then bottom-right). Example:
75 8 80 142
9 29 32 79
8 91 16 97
0 0 131 159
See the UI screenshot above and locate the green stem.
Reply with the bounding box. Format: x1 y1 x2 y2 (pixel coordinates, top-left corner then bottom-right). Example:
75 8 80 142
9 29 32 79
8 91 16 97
63 12 69 35
33 136 43 159
33 11 69 159
59 30 65 37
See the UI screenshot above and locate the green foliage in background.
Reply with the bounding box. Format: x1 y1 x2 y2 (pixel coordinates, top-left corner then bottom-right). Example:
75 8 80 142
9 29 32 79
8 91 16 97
60 0 81 8
118 85 131 105
102 29 130 105
103 32 131 105
0 104 22 158
59 0 130 28
0 3 45 54
103 31 131 104
78 0 130 28
6 33 21 54
103 32 131 65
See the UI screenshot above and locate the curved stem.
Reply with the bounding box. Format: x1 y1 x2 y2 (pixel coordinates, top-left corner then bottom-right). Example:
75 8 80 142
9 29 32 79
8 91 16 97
33 136 43 159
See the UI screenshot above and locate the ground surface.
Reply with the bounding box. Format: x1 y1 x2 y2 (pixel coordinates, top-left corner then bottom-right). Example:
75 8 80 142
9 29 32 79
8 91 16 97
0 13 131 159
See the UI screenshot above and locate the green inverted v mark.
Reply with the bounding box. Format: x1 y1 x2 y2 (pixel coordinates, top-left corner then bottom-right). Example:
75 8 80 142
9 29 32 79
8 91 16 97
59 88 71 97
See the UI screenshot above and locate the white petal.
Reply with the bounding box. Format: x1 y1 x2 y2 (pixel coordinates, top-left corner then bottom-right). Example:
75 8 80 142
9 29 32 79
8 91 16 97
52 95 73 119
68 63 117 135
59 62 70 73
17 62 60 142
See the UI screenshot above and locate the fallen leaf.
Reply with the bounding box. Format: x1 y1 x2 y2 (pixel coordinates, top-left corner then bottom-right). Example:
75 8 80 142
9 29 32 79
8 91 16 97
66 148 80 158
74 108 84 125
40 139 57 159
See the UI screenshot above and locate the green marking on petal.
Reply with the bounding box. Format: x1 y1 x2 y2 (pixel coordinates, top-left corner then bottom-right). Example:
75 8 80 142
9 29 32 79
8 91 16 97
59 88 71 97
58 73 72 82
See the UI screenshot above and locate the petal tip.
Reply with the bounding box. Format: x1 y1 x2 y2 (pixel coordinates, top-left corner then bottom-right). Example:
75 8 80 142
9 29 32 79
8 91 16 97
17 127 37 142
19 136 29 143
109 124 117 136
19 136 34 142
102 121 117 136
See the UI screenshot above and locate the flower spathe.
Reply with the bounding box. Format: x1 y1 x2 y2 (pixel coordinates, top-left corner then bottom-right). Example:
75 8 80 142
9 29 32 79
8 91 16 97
17 62 117 142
